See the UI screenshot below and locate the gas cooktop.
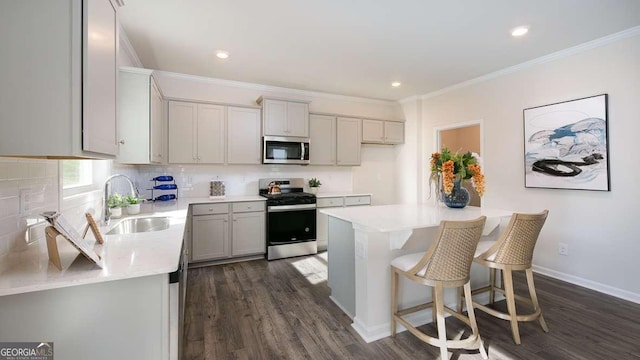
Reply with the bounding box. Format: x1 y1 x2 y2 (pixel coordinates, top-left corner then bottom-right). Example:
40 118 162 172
258 178 316 206
260 192 316 206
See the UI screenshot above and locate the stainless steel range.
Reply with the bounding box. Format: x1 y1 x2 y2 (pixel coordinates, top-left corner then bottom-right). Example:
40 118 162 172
259 178 317 260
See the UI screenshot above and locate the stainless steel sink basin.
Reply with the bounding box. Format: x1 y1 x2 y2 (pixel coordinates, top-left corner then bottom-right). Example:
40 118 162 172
106 217 170 235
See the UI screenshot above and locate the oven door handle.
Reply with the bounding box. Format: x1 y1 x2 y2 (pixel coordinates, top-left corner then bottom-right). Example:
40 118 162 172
268 204 316 212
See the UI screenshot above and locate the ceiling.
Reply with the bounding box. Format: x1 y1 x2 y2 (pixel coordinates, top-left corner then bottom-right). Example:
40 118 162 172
119 0 640 101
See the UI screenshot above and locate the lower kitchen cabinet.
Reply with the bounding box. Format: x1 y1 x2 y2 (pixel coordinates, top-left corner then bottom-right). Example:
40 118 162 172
192 213 229 261
0 275 170 360
190 201 266 263
316 195 371 250
232 212 266 256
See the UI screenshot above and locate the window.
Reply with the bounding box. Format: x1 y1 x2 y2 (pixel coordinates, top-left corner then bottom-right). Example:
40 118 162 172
61 160 109 197
62 160 93 189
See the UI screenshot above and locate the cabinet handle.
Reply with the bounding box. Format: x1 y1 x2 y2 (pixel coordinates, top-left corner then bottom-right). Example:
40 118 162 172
233 219 237 222
224 220 228 223
119 140 125 145
209 208 214 211
247 206 252 209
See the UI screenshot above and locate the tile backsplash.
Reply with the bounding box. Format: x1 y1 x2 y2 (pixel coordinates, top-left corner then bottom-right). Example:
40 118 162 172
113 164 353 200
0 158 59 258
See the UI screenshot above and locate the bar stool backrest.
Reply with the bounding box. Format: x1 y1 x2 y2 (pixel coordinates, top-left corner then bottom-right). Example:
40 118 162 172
493 210 549 266
421 217 486 282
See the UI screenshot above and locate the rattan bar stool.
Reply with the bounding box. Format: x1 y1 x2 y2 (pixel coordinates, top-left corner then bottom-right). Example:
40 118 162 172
391 216 488 360
462 210 549 345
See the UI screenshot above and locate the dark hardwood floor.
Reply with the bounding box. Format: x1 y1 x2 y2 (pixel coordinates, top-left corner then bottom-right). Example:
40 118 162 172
183 253 640 359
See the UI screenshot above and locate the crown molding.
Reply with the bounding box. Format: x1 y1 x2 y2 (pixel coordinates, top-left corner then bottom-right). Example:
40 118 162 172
118 23 143 68
398 95 419 104
153 70 398 106
417 25 640 101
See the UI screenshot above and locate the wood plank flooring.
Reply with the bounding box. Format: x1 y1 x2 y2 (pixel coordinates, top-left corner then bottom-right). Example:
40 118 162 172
183 253 640 359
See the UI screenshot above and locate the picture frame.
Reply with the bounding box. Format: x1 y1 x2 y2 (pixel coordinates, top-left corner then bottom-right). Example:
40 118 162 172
523 94 610 191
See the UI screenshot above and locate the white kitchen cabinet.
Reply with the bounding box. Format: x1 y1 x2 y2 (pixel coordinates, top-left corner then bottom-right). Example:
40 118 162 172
336 117 362 166
190 201 266 263
258 97 310 137
168 101 225 164
197 104 226 164
192 213 230 261
317 195 371 250
227 107 261 164
232 212 266 256
309 114 337 165
362 120 385 143
117 68 164 164
0 0 119 158
0 275 170 360
362 119 405 144
384 121 405 144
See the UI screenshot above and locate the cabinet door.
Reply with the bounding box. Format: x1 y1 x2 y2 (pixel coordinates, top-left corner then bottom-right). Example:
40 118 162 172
149 78 163 163
384 121 404 144
232 212 266 256
287 102 309 137
168 101 197 163
82 0 118 156
263 99 287 136
192 214 229 261
336 117 362 166
309 114 336 165
227 107 261 164
362 119 385 143
196 104 225 164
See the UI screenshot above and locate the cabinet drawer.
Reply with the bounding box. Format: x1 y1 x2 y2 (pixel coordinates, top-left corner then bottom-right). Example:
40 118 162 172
345 196 371 206
232 201 265 213
317 197 345 208
192 203 229 215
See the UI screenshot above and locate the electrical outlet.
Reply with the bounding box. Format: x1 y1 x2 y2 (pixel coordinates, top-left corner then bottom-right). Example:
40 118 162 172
558 242 569 256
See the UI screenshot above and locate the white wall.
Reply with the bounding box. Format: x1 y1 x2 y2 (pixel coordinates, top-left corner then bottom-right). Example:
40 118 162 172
405 34 640 300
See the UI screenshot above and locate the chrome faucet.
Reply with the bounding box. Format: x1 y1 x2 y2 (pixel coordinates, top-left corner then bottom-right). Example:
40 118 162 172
103 174 140 224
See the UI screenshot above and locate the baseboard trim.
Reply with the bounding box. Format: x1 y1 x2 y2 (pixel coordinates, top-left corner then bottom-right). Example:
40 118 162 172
351 292 492 343
532 265 640 304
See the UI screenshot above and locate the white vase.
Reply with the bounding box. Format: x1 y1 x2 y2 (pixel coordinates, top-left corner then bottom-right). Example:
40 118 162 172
127 203 141 215
109 207 122 218
310 187 319 194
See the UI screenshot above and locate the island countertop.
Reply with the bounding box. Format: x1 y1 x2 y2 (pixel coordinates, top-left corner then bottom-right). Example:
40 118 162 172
320 204 513 233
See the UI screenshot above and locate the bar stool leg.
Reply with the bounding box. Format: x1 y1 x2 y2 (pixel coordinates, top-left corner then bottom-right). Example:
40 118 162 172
434 282 449 360
503 268 521 344
464 282 487 359
489 268 496 304
432 287 437 324
456 286 463 313
525 268 549 332
391 268 398 336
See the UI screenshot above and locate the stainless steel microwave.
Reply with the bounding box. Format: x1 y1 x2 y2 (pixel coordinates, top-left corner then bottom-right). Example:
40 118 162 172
263 136 310 165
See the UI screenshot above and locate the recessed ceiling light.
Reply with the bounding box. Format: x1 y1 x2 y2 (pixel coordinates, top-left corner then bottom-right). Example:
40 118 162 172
391 81 401 87
511 26 529 37
216 51 229 59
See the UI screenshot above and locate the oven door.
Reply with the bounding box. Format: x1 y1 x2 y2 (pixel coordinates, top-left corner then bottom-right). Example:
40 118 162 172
267 204 316 245
263 136 310 165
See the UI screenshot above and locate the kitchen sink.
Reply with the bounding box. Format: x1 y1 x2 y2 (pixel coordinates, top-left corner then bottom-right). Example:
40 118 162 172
106 217 170 235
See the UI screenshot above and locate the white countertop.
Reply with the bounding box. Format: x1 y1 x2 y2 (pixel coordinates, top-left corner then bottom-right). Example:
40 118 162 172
315 192 372 198
0 195 266 297
320 204 513 233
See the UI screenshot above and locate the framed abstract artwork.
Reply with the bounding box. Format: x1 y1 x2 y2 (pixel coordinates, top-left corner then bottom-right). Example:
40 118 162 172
523 94 610 191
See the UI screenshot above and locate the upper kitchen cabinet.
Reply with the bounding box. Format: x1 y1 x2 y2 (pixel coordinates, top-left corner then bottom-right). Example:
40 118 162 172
117 68 164 164
361 119 405 144
336 117 362 166
0 0 120 158
257 97 310 137
309 114 336 165
168 101 226 164
227 107 261 164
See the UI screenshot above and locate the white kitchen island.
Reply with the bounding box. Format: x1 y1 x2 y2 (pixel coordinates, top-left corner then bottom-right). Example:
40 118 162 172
320 204 513 343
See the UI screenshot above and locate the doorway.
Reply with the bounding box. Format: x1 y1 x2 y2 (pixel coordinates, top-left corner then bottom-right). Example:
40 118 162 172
436 122 482 207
